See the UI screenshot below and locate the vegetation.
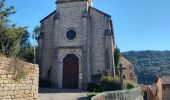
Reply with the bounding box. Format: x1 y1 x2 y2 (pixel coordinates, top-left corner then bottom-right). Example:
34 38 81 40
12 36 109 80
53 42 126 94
125 80 137 89
87 92 99 100
101 73 121 91
13 59 26 81
0 0 36 63
114 46 121 76
123 50 170 84
87 71 121 93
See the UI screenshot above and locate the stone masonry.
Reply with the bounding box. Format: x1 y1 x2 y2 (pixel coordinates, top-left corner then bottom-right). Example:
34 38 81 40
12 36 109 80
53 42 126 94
37 0 115 89
0 56 39 100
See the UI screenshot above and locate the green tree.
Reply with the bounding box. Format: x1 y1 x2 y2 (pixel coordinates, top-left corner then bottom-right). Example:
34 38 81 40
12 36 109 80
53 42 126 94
114 46 121 76
0 0 16 24
0 0 31 60
33 26 40 42
32 26 40 63
0 25 29 57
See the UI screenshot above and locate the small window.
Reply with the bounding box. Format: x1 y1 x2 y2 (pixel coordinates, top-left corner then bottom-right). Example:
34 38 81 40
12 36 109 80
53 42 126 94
66 30 76 40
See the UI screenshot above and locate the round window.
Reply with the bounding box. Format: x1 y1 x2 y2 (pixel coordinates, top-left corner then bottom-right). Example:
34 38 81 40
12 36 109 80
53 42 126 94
66 30 76 40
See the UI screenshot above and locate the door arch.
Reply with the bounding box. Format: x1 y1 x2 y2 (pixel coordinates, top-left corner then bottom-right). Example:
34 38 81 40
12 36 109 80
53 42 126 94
63 54 79 89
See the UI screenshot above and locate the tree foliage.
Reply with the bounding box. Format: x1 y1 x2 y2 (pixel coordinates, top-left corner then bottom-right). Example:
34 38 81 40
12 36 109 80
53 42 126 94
33 26 40 42
114 46 121 75
0 25 29 57
0 0 16 24
123 50 170 84
0 0 34 63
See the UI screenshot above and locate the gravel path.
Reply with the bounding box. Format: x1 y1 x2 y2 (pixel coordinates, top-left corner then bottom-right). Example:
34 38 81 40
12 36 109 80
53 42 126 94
38 88 87 100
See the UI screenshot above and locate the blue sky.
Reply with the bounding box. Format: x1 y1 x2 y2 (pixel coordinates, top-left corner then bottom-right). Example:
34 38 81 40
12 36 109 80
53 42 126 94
6 0 170 52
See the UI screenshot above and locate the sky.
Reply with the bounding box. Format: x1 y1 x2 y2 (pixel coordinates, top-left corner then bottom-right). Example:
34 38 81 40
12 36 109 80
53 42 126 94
6 0 170 52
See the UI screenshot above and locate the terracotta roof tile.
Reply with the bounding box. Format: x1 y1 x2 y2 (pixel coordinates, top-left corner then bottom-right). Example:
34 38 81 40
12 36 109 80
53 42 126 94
140 84 148 91
160 76 170 85
148 85 157 96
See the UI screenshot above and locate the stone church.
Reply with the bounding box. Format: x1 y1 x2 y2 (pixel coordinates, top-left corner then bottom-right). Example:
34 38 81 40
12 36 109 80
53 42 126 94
37 0 116 89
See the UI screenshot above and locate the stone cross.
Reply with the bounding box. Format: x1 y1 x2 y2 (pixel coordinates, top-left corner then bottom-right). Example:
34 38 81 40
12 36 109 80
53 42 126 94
119 64 126 90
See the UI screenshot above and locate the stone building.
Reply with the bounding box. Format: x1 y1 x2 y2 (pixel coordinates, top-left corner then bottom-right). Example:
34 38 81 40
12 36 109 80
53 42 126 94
155 76 170 100
147 85 157 100
37 0 115 89
119 57 134 80
140 76 170 100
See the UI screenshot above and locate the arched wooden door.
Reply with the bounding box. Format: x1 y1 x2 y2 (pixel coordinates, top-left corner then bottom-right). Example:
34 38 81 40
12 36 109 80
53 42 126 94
63 54 79 89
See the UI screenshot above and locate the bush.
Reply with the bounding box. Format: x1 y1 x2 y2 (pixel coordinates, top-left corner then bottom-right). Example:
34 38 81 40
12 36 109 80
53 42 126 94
87 83 103 92
125 80 137 89
101 73 121 91
87 72 122 92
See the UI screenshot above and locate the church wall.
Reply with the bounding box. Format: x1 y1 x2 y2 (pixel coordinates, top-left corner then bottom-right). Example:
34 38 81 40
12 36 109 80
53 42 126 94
37 35 43 79
39 0 115 89
40 13 55 80
56 1 88 89
90 8 111 75
57 1 88 47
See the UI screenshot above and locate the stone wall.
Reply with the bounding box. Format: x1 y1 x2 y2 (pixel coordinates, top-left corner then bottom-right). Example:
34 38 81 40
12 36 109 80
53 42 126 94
92 87 143 100
163 85 170 100
120 57 134 80
90 7 113 75
0 56 39 100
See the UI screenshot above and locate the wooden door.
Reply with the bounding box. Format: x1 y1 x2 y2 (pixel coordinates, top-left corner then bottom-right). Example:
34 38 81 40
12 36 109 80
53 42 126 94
63 54 79 89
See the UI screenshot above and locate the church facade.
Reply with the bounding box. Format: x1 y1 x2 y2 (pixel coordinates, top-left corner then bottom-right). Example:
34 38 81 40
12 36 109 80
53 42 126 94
37 0 115 89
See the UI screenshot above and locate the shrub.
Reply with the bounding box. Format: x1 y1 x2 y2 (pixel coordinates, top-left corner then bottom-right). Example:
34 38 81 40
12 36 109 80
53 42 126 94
10 59 26 81
125 80 137 89
101 73 121 91
87 71 122 92
87 83 103 92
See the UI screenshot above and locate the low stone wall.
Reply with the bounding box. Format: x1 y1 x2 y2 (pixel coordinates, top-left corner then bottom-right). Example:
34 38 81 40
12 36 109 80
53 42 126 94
0 56 39 100
92 87 143 100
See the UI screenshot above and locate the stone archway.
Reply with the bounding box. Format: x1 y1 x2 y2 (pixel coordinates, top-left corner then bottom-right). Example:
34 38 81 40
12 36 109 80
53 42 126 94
63 54 79 89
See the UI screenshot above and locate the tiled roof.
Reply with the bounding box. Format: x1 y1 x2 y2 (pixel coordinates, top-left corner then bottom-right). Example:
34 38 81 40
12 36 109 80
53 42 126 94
160 76 170 85
148 85 157 96
140 84 148 91
120 57 133 68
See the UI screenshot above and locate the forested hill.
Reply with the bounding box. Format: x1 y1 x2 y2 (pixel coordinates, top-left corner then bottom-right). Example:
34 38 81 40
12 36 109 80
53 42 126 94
122 50 170 85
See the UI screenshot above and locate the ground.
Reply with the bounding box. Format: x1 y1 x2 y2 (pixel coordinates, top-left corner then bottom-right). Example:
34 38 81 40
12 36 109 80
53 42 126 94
38 88 87 100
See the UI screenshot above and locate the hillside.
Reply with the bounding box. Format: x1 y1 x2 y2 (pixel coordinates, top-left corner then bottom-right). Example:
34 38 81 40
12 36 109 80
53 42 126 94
122 50 170 84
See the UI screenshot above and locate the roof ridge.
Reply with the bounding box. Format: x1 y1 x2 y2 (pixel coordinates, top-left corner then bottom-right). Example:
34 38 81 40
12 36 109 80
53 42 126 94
40 10 56 22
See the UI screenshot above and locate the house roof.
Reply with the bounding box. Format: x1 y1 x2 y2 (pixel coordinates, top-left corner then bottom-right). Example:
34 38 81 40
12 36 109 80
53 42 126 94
155 76 170 85
120 57 133 68
148 85 157 96
140 84 148 91
160 76 170 85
